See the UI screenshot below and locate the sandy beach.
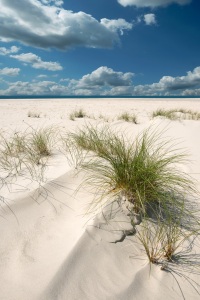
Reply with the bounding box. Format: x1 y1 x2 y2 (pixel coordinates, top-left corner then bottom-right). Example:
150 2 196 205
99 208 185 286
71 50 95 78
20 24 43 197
0 98 200 300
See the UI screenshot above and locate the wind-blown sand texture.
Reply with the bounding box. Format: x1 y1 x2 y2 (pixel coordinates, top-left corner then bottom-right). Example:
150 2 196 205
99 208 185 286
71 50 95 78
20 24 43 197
0 98 200 300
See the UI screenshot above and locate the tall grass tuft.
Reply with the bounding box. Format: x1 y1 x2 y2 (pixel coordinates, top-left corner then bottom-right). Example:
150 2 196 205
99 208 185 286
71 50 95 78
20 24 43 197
70 125 200 272
70 125 196 219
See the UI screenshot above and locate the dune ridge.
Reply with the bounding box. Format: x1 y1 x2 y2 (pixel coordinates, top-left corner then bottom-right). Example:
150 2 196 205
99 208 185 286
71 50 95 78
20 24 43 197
0 98 200 300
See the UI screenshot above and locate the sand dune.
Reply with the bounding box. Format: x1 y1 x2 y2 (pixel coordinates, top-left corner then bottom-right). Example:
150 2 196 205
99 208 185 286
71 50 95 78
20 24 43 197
0 98 200 300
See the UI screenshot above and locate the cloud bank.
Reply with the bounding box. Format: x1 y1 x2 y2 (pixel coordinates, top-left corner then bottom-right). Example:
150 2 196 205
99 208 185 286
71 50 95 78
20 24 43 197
117 0 192 8
0 80 69 95
0 66 200 96
0 0 132 50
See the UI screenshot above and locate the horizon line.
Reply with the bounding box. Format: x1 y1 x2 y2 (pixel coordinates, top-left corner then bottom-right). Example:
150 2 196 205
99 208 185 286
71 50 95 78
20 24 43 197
0 95 200 99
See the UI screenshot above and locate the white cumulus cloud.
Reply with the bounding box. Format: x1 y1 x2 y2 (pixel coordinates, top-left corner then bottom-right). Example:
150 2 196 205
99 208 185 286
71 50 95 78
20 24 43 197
68 66 134 95
117 0 191 7
72 66 134 90
0 67 20 76
144 14 156 25
0 0 132 50
152 66 200 91
10 52 62 71
0 46 20 55
101 18 133 35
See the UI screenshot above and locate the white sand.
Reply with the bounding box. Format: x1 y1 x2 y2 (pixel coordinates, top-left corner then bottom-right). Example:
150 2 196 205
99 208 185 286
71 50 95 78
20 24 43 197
0 98 200 300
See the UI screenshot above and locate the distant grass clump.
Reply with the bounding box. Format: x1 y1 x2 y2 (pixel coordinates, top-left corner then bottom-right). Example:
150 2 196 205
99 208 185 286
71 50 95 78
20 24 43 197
28 111 40 118
152 108 200 121
69 108 87 121
118 112 138 124
152 109 178 120
98 114 110 122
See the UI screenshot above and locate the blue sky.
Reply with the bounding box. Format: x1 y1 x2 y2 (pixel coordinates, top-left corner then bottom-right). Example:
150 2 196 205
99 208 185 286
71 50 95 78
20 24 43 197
0 0 200 96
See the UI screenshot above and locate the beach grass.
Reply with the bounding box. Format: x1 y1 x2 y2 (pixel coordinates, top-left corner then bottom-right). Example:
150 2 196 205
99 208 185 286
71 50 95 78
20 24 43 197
136 220 166 264
0 126 57 181
29 127 55 158
69 108 87 121
136 211 199 266
61 132 87 168
98 114 110 122
152 109 178 120
118 112 138 124
70 125 195 216
0 131 27 174
28 111 40 118
68 124 199 267
152 108 200 120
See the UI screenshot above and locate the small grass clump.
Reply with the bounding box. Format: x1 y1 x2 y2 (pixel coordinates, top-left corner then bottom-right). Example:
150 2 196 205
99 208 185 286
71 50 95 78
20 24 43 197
12 132 27 154
136 208 199 267
152 108 200 121
69 108 87 121
118 112 138 124
98 114 110 122
28 111 40 118
136 217 187 264
25 126 56 165
0 132 26 158
0 131 27 174
136 220 166 264
67 125 108 155
180 109 200 120
152 109 178 120
30 128 53 157
0 126 57 180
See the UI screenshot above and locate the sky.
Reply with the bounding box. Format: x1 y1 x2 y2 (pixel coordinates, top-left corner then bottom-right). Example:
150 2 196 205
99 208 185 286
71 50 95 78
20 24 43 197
0 0 200 97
